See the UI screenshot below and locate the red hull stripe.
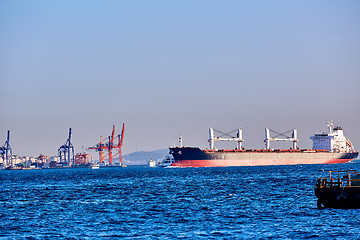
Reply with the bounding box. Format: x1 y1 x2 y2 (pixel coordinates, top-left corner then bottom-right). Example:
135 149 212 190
171 158 352 167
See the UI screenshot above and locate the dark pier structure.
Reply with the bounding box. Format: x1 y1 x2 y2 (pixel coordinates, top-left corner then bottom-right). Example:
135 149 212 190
315 170 360 209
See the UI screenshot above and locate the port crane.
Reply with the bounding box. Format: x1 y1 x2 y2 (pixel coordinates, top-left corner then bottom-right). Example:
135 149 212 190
58 128 75 166
0 130 12 166
89 123 125 166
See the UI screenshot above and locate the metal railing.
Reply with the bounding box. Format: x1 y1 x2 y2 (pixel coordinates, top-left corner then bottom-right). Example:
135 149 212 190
316 170 360 188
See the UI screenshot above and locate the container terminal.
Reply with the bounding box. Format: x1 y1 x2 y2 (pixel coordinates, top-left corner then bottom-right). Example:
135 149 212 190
0 123 125 170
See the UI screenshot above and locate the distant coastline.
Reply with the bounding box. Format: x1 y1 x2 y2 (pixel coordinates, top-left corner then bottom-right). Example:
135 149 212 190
0 149 169 169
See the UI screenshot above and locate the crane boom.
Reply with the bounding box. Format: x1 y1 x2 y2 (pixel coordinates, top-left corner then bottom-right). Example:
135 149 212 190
88 123 125 166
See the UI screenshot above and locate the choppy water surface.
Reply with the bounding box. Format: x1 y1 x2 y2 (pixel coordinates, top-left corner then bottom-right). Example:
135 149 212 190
1 161 360 239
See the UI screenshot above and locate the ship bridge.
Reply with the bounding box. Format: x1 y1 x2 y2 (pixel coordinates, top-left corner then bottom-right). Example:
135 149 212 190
310 121 354 153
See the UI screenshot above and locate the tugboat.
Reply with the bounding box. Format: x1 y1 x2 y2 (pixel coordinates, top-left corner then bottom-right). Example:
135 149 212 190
315 170 360 209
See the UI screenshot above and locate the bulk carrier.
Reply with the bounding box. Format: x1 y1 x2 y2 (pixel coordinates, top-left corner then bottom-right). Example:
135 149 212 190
169 121 358 167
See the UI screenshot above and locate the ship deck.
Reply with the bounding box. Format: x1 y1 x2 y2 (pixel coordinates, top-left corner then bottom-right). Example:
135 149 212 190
202 148 330 153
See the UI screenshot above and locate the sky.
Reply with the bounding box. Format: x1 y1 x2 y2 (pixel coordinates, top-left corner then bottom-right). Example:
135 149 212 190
1 0 360 158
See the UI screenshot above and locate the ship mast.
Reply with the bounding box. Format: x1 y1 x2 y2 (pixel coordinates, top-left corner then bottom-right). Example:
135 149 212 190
179 136 183 147
327 120 334 134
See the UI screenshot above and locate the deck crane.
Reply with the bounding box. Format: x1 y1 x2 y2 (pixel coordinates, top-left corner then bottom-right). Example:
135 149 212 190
58 128 75 166
89 123 125 166
0 130 12 167
208 128 244 150
265 128 298 150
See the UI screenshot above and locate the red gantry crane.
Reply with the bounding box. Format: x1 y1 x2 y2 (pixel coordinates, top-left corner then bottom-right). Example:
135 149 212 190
89 123 125 166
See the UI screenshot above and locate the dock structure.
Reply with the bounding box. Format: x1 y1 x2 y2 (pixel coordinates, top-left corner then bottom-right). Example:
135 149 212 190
89 123 125 166
0 130 12 167
58 128 75 166
315 170 360 209
75 153 93 165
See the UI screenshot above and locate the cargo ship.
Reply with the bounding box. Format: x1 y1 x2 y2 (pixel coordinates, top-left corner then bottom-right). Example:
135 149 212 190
169 121 358 167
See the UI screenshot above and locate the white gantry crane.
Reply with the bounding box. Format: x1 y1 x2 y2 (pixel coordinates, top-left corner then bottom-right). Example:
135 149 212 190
264 128 298 150
208 128 244 150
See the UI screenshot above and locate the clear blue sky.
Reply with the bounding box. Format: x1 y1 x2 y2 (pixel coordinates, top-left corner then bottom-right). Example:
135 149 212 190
1 0 359 158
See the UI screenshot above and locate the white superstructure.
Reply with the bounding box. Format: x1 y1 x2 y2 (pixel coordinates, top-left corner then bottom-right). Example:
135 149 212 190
310 121 354 153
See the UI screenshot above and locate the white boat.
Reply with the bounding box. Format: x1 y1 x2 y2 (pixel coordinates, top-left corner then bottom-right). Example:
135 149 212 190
149 159 156 167
157 155 175 167
91 163 99 169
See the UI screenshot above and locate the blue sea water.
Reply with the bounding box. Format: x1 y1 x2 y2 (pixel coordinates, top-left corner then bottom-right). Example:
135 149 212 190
1 161 360 239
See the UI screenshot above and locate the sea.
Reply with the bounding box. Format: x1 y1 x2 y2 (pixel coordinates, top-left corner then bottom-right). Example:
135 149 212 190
1 161 359 239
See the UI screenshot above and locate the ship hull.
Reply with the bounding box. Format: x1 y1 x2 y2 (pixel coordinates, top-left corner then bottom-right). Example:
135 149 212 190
315 187 360 209
169 147 358 167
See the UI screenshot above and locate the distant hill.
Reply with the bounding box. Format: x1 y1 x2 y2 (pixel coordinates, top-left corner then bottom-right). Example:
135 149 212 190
123 149 169 165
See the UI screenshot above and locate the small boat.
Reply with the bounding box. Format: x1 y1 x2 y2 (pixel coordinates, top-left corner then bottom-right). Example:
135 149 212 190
149 159 156 167
157 155 175 167
148 155 157 167
315 170 360 209
91 163 99 169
